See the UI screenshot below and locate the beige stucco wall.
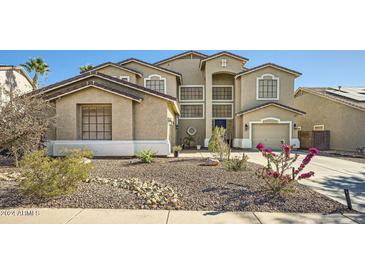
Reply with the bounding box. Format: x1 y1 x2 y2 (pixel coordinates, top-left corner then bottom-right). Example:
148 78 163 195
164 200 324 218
123 62 178 97
160 58 205 85
294 91 365 151
55 87 133 140
177 119 206 146
96 66 138 83
167 103 177 147
133 94 168 140
237 105 300 139
239 67 296 110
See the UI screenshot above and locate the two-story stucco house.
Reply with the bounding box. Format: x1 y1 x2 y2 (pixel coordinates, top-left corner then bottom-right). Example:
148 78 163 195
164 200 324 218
38 51 305 156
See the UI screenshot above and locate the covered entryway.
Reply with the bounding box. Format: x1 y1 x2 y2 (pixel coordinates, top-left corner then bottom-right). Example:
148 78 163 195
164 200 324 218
252 123 289 149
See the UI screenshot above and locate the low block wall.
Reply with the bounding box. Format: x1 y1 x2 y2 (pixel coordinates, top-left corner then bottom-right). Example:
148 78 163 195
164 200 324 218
46 140 171 156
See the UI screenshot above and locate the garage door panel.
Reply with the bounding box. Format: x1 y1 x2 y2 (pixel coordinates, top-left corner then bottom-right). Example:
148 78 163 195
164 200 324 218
252 123 289 149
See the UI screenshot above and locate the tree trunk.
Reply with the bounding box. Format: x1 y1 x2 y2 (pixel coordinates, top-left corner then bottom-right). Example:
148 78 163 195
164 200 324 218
33 73 39 90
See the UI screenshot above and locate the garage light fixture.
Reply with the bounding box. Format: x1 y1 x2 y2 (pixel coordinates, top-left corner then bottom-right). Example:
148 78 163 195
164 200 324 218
245 124 249 130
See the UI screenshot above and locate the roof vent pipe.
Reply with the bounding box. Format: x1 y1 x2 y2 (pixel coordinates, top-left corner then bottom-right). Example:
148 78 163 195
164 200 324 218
338 86 342 90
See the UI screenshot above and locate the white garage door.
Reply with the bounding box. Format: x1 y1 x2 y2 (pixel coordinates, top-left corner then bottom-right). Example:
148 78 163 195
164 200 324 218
252 123 289 149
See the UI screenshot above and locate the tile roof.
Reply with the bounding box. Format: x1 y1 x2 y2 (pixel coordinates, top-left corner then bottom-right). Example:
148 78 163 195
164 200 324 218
236 63 302 78
236 102 306 116
81 62 143 76
43 80 143 101
118 58 182 79
154 50 208 65
33 71 177 102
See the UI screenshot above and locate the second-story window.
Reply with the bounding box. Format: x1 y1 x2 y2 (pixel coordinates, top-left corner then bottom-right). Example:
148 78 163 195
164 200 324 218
257 74 280 100
144 74 166 93
179 85 204 101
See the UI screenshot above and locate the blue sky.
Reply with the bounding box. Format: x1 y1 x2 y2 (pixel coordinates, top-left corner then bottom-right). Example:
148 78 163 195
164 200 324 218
1 50 365 89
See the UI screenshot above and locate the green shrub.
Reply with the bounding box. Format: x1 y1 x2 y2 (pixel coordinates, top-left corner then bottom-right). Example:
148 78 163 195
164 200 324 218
136 149 156 163
224 153 248 171
20 149 93 198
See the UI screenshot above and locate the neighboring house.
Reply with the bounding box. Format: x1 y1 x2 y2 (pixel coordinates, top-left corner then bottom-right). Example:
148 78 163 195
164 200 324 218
39 51 305 156
0 65 33 105
294 87 365 151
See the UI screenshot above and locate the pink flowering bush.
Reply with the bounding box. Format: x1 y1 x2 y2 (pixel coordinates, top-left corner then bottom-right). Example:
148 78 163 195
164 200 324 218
255 143 319 193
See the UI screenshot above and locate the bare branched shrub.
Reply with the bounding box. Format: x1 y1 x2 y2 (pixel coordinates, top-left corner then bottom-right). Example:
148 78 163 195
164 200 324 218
208 126 231 161
0 85 54 166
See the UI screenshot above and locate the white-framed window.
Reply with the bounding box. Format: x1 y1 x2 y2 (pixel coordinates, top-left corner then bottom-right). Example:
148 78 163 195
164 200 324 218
256 73 280 100
179 103 204 119
144 74 167 94
179 85 204 101
221 59 227 68
313 125 325 131
212 85 233 101
212 103 233 119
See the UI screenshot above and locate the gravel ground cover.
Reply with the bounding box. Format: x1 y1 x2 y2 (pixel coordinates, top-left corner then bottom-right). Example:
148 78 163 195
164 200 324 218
0 157 350 213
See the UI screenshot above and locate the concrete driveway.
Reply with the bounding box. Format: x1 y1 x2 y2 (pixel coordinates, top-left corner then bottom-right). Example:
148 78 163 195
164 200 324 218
180 151 365 213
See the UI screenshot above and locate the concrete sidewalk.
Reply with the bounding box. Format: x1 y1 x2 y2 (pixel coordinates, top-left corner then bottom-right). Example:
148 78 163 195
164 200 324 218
0 208 363 224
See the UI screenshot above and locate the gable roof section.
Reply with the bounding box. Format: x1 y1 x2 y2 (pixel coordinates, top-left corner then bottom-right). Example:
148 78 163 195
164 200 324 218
295 87 365 112
43 80 143 102
154 51 208 65
81 62 143 77
118 58 182 81
35 71 177 102
236 63 302 78
200 51 249 69
236 102 306 116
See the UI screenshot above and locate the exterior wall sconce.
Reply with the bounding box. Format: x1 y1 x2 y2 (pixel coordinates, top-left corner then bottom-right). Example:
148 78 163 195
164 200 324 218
245 124 249 130
293 123 298 129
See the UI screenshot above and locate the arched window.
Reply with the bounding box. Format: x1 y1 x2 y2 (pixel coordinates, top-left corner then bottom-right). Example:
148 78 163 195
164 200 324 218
256 73 280 100
144 74 167 94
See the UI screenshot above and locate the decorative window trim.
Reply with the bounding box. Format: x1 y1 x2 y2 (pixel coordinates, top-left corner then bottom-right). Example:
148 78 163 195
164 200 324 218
144 74 167 94
313 124 325 131
212 85 234 102
178 85 205 102
179 103 205 120
221 58 227 68
256 73 280 100
212 103 234 119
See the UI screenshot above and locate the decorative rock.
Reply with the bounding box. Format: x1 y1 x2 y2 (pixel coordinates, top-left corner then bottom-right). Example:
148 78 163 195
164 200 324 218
201 158 219 166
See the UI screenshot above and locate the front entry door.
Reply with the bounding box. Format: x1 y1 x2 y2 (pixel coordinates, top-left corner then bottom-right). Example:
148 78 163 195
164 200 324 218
214 119 227 129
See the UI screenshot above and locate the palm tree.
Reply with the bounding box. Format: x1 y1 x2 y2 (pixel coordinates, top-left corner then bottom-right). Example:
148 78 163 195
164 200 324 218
21 57 50 89
79 64 94 73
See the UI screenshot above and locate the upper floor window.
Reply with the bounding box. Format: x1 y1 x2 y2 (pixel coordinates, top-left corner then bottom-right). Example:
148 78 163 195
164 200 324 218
180 103 204 119
212 103 233 119
256 74 280 100
179 85 204 101
212 86 233 101
144 74 166 93
221 59 227 67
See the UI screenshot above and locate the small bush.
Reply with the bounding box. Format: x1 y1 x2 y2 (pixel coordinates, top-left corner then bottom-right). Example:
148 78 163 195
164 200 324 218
224 153 248 171
136 149 156 163
20 149 93 198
